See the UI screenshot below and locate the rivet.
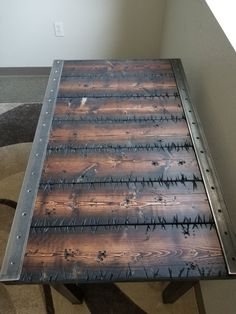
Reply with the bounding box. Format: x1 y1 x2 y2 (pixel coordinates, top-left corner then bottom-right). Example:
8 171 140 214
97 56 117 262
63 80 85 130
22 212 27 216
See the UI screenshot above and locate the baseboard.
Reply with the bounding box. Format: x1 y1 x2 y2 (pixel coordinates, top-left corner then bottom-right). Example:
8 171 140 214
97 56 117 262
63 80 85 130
0 67 51 76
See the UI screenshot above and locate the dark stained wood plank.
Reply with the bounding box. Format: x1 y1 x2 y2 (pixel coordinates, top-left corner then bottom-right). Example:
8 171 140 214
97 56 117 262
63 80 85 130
41 152 201 183
47 138 193 155
54 97 183 119
58 76 177 98
32 182 212 227
46 143 194 159
49 120 190 145
21 225 227 283
62 60 172 77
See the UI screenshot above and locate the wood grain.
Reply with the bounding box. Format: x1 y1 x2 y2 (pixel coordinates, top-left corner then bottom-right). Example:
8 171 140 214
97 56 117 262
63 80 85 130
58 76 177 98
49 120 190 146
32 182 212 227
62 60 172 77
41 150 201 183
54 97 183 118
21 225 227 282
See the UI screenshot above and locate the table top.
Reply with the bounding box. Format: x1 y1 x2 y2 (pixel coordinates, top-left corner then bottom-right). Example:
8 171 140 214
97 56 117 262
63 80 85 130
1 59 235 284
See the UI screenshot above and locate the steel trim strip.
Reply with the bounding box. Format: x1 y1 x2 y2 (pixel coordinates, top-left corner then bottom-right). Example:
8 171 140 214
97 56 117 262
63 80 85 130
0 60 64 281
171 59 236 274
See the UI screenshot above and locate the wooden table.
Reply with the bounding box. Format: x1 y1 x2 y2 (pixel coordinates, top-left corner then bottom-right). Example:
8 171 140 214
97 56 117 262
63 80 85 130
1 59 235 312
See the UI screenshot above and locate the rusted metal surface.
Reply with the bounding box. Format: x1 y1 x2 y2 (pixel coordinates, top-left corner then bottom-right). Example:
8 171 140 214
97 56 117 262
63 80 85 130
1 60 232 283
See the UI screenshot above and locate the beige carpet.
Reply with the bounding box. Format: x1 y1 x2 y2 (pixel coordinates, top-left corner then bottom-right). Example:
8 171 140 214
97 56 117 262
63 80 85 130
0 143 199 314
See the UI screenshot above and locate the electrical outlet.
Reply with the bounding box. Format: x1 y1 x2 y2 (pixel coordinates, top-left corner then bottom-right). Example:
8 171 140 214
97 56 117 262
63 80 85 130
54 22 64 37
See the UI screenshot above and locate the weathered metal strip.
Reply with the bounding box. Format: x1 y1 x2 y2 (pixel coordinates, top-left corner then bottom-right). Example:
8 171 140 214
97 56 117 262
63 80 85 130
0 60 64 281
171 59 236 274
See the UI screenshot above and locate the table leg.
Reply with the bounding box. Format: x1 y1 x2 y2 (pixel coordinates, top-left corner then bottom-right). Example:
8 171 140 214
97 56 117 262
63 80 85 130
52 283 146 313
162 281 197 304
51 284 84 304
42 285 55 314
80 283 147 314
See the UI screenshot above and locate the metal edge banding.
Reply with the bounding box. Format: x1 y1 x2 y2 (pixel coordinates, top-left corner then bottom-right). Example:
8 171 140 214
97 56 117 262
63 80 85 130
171 59 236 275
0 60 64 281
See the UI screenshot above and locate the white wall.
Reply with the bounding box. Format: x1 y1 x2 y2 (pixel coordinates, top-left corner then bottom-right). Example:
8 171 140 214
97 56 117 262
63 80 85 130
160 0 236 226
160 1 236 313
0 0 165 67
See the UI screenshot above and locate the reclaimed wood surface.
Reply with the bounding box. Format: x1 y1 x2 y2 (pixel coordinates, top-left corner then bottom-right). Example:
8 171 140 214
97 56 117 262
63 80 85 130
22 225 226 283
32 182 213 227
21 60 227 283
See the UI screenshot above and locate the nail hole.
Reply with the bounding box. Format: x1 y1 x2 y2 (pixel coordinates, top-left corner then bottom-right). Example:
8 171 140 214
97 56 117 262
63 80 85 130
206 169 209 172
232 257 236 261
16 235 21 239
224 231 228 235
22 212 27 216
211 186 215 190
192 122 196 124
218 209 222 213
27 189 31 193
200 150 204 153
189 110 191 113
196 137 200 139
